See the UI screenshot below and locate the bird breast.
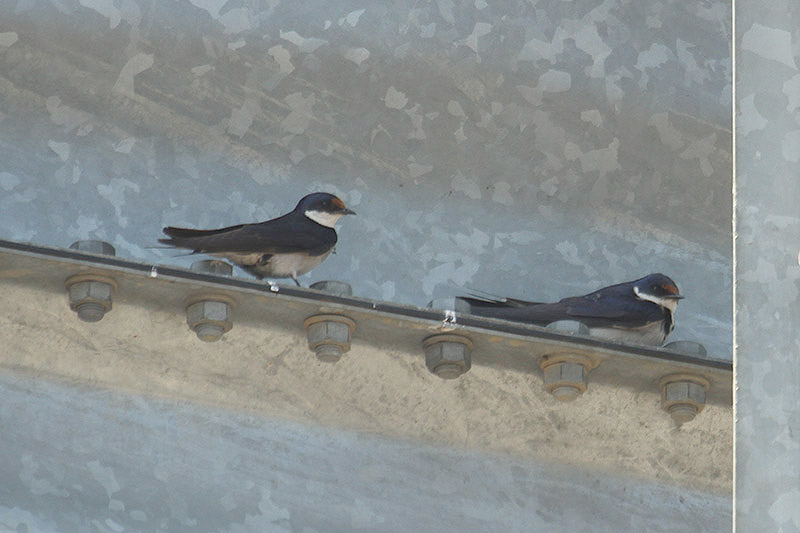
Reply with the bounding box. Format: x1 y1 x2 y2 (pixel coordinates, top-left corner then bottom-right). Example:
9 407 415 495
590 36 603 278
215 250 332 278
588 320 669 346
265 251 332 277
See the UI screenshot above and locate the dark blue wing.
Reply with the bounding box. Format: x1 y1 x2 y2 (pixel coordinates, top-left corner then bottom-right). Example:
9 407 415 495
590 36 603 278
160 213 337 257
462 283 666 328
560 294 665 326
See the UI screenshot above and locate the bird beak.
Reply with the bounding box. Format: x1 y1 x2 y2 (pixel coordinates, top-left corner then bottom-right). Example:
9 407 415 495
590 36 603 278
341 208 356 216
666 294 685 300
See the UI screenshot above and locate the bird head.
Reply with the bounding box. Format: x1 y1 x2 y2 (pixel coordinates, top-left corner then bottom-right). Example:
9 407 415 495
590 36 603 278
632 273 684 312
298 192 357 228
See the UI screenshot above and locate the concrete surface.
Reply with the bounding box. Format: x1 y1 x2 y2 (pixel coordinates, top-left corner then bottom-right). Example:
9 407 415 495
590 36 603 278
0 243 732 495
0 245 732 531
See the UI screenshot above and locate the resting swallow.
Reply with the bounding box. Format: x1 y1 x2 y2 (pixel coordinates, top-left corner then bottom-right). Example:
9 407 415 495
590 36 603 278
458 273 684 346
159 192 355 286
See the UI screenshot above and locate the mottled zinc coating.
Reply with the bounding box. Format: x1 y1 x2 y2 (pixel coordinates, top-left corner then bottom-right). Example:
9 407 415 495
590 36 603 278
0 1 730 357
735 4 800 531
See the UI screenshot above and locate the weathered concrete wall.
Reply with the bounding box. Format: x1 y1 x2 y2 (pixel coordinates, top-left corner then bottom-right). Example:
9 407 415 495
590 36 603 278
0 246 734 494
735 3 800 531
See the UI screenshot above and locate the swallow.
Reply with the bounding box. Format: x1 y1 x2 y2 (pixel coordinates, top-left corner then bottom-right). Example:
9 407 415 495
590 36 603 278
159 192 355 286
458 273 684 346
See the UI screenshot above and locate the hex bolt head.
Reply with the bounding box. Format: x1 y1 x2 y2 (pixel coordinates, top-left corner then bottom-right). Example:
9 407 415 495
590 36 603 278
423 334 473 379
185 263 235 342
427 297 473 314
309 280 353 297
541 320 592 402
304 314 356 362
663 341 707 357
543 362 585 401
191 259 233 276
659 374 710 424
540 353 599 402
185 295 235 342
69 240 116 256
65 242 117 322
65 274 118 323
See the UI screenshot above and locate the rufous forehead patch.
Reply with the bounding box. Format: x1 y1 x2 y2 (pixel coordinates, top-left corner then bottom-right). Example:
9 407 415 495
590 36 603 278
663 283 680 295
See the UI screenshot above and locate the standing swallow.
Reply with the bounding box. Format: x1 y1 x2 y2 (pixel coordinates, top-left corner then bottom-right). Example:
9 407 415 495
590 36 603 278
159 192 355 286
458 273 684 346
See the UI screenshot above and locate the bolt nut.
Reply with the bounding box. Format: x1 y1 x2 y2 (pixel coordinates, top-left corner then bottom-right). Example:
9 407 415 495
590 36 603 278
191 259 233 276
69 240 116 256
428 297 473 314
540 353 599 402
663 341 707 357
423 334 472 379
186 295 235 342
309 280 353 297
659 374 710 424
186 263 234 341
65 274 117 323
304 314 356 362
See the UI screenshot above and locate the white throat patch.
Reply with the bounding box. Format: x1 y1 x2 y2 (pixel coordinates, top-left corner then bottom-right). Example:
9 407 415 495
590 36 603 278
633 285 679 313
305 209 343 228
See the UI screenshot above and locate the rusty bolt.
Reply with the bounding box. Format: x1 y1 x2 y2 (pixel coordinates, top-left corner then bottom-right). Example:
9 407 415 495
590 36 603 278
184 261 236 342
540 321 598 401
542 360 586 401
69 239 116 256
191 259 233 277
65 274 118 323
659 374 710 424
540 354 598 402
663 341 707 357
310 280 353 297
423 334 472 379
65 240 117 322
304 314 356 362
428 297 472 314
185 295 235 342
